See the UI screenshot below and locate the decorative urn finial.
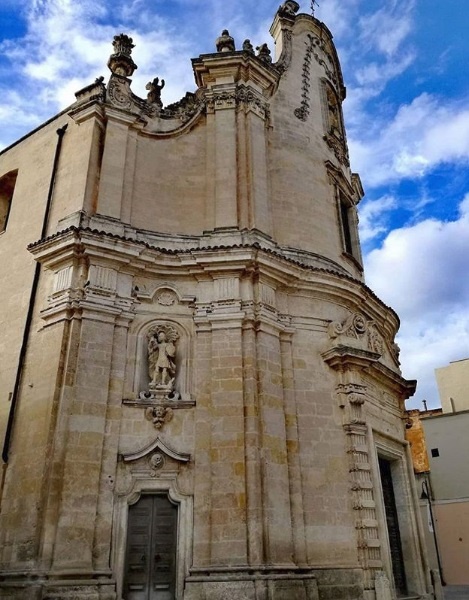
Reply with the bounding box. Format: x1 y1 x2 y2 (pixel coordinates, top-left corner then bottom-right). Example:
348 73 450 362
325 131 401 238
216 29 236 53
107 33 138 77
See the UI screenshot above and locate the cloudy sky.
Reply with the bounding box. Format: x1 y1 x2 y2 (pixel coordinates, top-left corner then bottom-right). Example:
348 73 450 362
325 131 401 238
1 0 468 408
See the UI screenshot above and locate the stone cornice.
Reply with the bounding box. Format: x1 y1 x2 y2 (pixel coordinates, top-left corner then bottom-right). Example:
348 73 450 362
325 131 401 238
192 52 280 96
322 345 416 399
28 225 400 335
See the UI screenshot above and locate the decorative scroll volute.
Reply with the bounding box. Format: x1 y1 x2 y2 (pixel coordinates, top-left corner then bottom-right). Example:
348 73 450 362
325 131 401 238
328 312 384 357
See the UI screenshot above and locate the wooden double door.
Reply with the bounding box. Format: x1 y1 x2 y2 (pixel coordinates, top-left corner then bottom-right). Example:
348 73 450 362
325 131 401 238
123 495 178 600
379 458 407 596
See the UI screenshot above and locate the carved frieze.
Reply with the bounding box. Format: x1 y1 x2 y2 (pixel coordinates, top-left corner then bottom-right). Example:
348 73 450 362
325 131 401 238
236 86 270 119
206 91 237 112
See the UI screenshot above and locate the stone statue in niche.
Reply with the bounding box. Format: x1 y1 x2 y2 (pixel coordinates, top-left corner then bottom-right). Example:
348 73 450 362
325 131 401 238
148 325 179 390
146 77 165 107
326 86 342 138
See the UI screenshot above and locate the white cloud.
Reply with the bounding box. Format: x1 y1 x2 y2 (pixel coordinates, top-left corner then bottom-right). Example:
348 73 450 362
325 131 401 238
314 0 361 38
359 194 397 243
364 195 469 407
358 1 415 58
0 0 283 150
349 93 469 187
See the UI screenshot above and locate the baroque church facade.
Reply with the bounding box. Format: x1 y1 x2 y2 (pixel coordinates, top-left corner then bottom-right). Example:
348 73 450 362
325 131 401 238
0 3 435 599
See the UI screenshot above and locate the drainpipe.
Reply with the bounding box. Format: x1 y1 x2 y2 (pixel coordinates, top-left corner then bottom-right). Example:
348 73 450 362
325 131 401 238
421 477 446 587
2 124 68 464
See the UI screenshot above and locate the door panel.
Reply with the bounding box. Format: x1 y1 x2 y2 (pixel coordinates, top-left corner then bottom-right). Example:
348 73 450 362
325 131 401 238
379 458 407 596
124 495 178 600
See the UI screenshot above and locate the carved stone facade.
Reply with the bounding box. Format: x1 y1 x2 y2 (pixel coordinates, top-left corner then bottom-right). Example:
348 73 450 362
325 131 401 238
0 6 433 600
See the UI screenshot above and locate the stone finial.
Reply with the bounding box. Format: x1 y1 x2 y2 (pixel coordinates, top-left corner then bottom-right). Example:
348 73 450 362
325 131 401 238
256 43 272 64
278 1 300 18
216 29 235 53
146 77 165 107
242 39 255 54
107 33 138 77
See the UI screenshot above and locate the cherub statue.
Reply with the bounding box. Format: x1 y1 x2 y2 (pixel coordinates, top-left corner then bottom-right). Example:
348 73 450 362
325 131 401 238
146 77 165 106
148 327 178 388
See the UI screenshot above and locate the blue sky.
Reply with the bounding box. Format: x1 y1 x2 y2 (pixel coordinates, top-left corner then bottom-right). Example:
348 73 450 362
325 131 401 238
1 0 469 408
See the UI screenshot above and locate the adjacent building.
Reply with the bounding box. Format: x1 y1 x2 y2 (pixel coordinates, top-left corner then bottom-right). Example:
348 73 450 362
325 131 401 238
0 4 434 599
407 358 469 586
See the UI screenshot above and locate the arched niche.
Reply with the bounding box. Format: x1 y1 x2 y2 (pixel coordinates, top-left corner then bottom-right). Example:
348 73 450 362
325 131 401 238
129 318 193 403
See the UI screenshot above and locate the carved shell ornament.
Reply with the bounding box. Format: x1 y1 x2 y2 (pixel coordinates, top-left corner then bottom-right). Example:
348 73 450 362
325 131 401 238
156 290 177 306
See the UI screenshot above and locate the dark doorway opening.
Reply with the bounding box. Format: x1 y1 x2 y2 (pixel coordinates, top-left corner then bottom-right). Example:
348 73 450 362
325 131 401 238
379 457 407 597
123 494 178 600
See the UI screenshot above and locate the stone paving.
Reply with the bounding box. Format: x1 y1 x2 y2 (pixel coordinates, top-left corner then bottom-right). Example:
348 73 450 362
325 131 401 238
444 586 469 599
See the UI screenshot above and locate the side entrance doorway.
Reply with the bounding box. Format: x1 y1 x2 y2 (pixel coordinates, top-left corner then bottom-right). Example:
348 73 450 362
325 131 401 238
123 494 178 600
379 457 408 597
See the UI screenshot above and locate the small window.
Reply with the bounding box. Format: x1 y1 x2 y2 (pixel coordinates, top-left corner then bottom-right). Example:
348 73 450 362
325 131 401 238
0 170 18 233
431 448 440 458
340 198 353 255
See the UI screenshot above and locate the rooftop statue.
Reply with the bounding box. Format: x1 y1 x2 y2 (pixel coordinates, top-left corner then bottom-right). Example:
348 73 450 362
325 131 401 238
146 77 165 107
216 29 236 53
256 43 272 64
242 39 255 54
278 1 300 18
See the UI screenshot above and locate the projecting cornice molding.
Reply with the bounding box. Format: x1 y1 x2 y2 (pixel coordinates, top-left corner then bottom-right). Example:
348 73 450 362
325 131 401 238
322 345 416 399
28 225 399 330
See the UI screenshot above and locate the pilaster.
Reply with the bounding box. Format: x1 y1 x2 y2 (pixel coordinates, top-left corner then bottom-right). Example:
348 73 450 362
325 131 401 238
96 107 138 220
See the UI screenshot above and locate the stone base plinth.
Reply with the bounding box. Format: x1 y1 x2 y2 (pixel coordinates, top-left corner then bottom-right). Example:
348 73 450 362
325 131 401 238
0 578 116 600
184 567 364 600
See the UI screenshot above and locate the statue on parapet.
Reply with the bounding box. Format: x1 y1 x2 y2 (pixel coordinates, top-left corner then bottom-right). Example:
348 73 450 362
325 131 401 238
278 1 300 18
242 39 255 54
256 43 272 64
146 77 165 107
216 29 236 53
